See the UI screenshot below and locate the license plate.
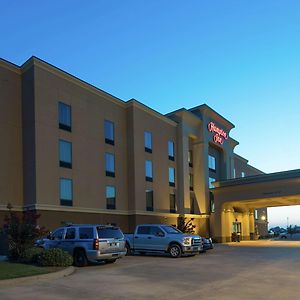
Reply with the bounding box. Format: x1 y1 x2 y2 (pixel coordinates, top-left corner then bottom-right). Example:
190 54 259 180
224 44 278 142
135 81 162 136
110 242 119 247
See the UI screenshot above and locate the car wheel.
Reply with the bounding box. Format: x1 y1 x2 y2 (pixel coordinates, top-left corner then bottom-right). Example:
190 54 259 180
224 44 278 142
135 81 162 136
125 243 131 256
74 249 88 267
169 244 182 258
106 259 117 264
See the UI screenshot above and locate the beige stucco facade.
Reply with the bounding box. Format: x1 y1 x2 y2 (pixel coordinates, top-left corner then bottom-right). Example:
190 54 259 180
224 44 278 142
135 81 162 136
2 56 297 247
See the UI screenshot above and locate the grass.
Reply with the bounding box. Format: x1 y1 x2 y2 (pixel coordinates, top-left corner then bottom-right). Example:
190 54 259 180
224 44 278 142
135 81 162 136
0 261 61 280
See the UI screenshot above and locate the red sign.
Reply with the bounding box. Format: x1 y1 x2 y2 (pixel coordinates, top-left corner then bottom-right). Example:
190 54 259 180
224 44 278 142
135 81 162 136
207 122 228 145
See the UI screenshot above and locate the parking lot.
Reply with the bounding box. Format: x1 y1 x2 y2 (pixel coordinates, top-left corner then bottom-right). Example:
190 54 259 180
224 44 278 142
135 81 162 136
1 240 300 300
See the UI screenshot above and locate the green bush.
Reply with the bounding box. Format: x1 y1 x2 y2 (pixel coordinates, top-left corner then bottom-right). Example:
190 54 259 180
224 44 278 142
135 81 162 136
19 247 44 264
37 248 73 267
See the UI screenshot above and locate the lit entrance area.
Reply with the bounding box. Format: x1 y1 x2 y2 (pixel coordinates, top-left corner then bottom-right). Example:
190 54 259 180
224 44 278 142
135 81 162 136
210 169 300 243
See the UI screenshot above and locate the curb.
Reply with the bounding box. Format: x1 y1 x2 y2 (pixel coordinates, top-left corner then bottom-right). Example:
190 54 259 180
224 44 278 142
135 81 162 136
0 266 76 288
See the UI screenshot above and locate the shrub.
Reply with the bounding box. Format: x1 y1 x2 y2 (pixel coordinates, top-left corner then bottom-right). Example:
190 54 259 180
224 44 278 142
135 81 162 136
19 247 44 264
37 248 73 267
177 214 196 234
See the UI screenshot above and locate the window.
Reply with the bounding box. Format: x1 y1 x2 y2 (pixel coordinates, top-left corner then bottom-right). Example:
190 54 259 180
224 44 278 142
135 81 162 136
241 171 246 178
210 192 215 213
145 160 153 181
190 193 195 214
106 186 116 209
188 150 193 167
208 155 216 171
144 131 152 153
146 189 153 211
52 228 64 240
209 177 216 189
137 226 151 235
79 227 94 239
170 193 176 213
168 141 175 161
169 167 175 187
105 153 115 177
59 102 71 131
189 173 194 191
60 178 73 206
150 226 164 236
254 209 258 220
97 227 123 239
65 228 76 239
233 168 236 179
104 120 114 145
59 140 72 168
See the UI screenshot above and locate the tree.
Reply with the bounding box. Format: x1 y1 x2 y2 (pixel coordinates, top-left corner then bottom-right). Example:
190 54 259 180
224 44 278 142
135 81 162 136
177 214 196 234
2 203 48 261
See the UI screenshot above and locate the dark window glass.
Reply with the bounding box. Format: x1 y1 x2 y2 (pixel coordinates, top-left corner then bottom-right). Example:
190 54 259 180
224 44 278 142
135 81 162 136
189 173 193 191
79 228 94 239
59 140 72 168
60 178 73 206
163 226 182 234
144 131 152 152
169 167 175 187
97 227 123 239
150 226 164 236
168 141 175 160
170 193 176 213
190 193 195 214
65 228 76 239
209 177 216 189
52 228 64 240
145 160 153 181
105 120 114 145
106 186 116 209
210 191 215 213
59 102 71 131
105 153 115 177
146 189 153 211
208 155 216 171
188 150 193 167
137 226 151 235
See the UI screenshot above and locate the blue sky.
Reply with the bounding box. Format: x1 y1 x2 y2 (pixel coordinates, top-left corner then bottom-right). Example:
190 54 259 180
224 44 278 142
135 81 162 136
1 1 300 227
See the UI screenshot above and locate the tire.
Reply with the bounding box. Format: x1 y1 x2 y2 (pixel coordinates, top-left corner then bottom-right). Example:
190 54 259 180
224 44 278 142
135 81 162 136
74 249 88 267
125 243 132 256
168 244 182 258
106 259 117 264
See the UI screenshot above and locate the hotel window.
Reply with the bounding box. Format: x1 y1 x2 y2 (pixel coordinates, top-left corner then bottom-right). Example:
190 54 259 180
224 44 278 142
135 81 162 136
170 193 176 213
254 209 258 220
169 167 175 187
168 141 175 161
144 131 152 153
106 186 116 209
188 150 193 167
59 140 72 168
189 173 194 191
58 102 71 132
209 177 216 189
104 120 114 145
105 153 115 177
145 160 153 182
208 155 216 171
210 192 215 213
146 189 154 211
60 178 73 206
241 171 246 178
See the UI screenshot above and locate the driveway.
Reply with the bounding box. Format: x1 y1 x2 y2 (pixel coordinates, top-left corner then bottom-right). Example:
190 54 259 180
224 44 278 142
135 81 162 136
1 240 300 300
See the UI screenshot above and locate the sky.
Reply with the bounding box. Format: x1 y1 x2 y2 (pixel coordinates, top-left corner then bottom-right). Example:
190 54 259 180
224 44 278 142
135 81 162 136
1 1 300 227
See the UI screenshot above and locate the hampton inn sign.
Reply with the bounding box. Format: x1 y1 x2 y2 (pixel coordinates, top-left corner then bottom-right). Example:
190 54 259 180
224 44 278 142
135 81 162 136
207 122 228 145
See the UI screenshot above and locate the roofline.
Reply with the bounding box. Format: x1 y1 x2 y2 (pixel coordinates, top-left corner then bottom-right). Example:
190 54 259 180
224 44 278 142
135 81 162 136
0 57 21 74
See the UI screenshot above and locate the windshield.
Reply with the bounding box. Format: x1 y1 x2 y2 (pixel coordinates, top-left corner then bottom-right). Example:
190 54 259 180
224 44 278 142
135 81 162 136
97 227 124 239
163 226 182 234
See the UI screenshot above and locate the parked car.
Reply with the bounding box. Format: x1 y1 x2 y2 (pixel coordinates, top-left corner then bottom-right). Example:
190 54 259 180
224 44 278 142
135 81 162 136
35 224 126 267
124 224 203 258
279 231 300 240
201 237 214 251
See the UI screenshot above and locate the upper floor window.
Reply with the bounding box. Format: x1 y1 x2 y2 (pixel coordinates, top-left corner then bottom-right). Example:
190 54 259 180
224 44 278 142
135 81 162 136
188 150 193 167
144 131 152 153
169 167 175 187
241 171 245 178
106 186 116 209
59 140 72 168
104 120 114 145
105 153 115 177
60 178 73 206
59 102 71 132
146 189 154 211
168 141 175 161
208 155 216 171
145 160 153 181
189 173 194 191
170 193 176 213
209 177 216 189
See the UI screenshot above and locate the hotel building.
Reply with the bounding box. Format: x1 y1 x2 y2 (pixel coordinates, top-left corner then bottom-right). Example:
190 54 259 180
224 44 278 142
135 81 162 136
0 56 272 246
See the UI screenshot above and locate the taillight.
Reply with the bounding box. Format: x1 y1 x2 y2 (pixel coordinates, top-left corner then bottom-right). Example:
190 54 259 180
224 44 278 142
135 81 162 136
93 239 99 250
